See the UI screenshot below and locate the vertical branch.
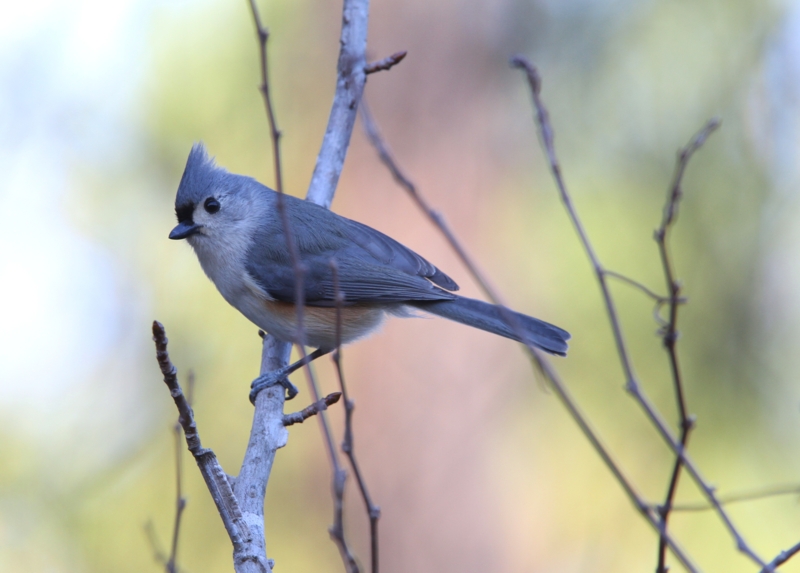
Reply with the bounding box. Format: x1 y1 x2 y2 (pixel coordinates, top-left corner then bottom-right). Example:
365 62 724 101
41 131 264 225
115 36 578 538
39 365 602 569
655 120 719 573
510 55 766 569
146 371 196 573
248 0 307 352
329 453 360 573
243 5 299 572
234 335 291 573
167 370 195 573
168 404 186 573
306 0 370 207
248 1 370 571
330 259 381 573
248 0 284 195
301 1 370 569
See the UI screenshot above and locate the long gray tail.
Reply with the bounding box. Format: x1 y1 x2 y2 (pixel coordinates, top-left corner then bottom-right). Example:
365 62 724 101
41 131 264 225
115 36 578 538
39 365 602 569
412 296 570 356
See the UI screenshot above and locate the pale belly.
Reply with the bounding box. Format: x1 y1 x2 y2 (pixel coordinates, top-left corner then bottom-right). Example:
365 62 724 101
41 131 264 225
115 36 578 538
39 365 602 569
233 291 388 349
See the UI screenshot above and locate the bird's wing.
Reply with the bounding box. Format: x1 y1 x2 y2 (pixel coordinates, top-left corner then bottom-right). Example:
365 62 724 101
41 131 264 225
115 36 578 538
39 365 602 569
244 196 458 306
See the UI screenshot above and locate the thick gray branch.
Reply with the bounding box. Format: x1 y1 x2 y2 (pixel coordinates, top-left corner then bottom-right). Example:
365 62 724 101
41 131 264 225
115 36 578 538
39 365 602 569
306 0 370 208
234 1 371 571
233 337 291 573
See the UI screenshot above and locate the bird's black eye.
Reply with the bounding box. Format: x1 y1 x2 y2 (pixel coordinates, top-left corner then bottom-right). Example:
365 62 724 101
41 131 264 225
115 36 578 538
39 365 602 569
204 197 220 214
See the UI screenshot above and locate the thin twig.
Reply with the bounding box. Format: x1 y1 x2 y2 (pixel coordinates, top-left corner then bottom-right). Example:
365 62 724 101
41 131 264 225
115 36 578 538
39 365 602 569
144 520 169 569
532 353 697 570
511 54 766 569
248 0 283 195
331 259 381 573
365 51 407 74
152 321 270 573
360 100 503 305
248 0 309 357
655 119 718 573
761 541 800 573
247 1 370 569
604 270 670 303
166 370 194 573
146 370 194 573
659 483 800 512
299 260 359 573
283 393 342 426
329 463 360 573
243 7 302 572
301 2 370 569
360 88 698 572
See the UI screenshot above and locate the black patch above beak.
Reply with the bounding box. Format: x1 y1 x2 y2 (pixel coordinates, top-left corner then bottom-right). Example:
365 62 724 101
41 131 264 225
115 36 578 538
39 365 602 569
169 221 201 240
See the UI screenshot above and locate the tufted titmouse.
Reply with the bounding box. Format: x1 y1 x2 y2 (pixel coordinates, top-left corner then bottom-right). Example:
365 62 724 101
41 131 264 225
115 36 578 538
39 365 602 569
169 144 569 400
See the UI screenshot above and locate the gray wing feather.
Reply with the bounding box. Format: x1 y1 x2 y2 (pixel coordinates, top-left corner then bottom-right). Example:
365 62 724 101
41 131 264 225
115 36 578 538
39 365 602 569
245 193 458 306
343 218 459 291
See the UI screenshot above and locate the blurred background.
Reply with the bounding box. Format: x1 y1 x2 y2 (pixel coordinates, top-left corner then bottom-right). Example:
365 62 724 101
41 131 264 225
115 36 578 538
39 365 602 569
1 0 799 571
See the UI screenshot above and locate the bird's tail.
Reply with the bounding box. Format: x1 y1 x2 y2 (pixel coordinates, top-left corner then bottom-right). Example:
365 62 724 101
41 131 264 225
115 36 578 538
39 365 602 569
412 296 570 356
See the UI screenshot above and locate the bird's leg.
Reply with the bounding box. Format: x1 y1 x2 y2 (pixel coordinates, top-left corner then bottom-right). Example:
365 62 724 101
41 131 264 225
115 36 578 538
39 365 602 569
249 347 332 404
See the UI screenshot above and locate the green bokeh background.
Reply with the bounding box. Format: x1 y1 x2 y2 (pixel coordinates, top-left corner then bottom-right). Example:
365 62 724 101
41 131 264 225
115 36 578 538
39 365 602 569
1 0 799 571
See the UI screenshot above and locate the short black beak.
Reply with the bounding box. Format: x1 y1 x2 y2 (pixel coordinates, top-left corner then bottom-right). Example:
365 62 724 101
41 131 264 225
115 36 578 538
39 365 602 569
169 221 201 240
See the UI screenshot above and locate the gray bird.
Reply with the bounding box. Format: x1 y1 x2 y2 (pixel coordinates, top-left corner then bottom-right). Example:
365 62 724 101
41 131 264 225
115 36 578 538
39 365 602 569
169 144 570 401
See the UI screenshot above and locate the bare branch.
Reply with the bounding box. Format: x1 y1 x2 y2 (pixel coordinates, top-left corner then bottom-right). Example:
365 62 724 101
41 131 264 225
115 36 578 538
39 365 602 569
511 54 765 569
166 371 192 573
365 51 407 75
233 335 290 573
361 85 697 572
246 1 370 570
152 321 270 573
659 483 800 512
306 0 370 208
283 393 342 426
604 270 670 303
761 541 800 573
242 5 301 571
331 259 381 573
329 467 360 573
144 520 168 568
301 2 371 569
248 0 284 194
655 119 718 573
532 353 698 571
360 100 503 305
247 0 309 354
657 119 720 234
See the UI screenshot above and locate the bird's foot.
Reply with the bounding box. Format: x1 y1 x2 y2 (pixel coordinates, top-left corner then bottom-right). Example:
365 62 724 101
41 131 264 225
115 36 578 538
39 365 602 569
250 369 299 404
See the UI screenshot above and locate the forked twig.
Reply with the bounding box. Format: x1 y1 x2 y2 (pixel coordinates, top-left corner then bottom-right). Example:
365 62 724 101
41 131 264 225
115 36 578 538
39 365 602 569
761 542 800 573
654 119 719 573
152 321 271 572
248 1 369 570
604 270 670 303
146 370 195 573
510 54 767 570
655 482 800 512
360 86 697 571
247 0 310 370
